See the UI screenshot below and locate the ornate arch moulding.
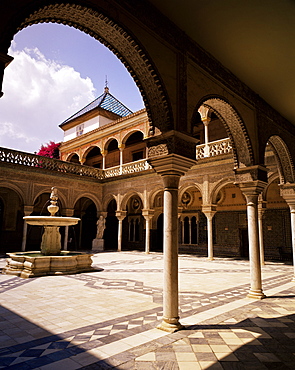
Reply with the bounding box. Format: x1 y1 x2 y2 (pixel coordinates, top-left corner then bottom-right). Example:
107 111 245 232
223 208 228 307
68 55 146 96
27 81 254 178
267 135 295 185
13 2 172 133
199 97 254 169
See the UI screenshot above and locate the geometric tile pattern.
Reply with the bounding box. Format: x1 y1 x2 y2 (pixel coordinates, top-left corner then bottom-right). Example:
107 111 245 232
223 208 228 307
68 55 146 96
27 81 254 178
0 253 294 370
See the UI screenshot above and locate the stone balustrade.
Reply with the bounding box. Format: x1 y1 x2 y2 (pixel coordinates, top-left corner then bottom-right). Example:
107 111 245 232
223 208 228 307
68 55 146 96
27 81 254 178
0 147 151 179
196 138 232 159
1 140 231 179
0 147 104 179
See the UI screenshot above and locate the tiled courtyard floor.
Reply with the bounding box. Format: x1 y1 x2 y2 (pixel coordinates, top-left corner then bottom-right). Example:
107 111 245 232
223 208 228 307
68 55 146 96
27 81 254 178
0 251 295 369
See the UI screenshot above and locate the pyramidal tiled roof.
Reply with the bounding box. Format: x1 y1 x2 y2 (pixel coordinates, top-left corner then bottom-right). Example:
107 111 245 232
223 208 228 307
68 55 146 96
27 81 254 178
61 87 133 125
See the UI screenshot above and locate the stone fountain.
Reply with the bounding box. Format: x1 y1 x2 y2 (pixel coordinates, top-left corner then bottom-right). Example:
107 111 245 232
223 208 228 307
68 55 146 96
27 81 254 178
3 187 94 278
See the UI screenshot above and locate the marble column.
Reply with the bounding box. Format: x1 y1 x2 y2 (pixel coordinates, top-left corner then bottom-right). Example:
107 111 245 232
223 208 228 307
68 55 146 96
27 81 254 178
280 184 295 282
202 206 217 261
101 150 107 170
182 218 185 244
198 106 211 157
63 208 74 251
188 218 192 244
119 145 125 174
22 206 34 251
142 209 154 254
203 119 211 157
239 181 266 299
258 201 267 266
149 153 196 332
289 204 295 282
116 210 127 252
64 226 69 251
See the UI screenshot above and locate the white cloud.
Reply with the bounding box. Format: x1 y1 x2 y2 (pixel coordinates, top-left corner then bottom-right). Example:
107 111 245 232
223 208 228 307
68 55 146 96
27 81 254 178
0 45 95 153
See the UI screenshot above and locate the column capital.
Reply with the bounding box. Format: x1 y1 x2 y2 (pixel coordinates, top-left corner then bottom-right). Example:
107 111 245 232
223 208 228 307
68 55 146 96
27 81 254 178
234 165 268 184
198 106 210 121
202 204 217 215
238 180 267 198
118 144 125 150
115 210 127 221
24 205 34 216
142 209 154 220
101 150 108 156
280 183 295 208
149 153 196 179
63 208 75 217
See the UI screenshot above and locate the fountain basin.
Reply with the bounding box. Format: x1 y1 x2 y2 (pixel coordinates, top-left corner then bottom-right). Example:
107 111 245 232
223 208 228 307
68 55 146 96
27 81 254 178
24 216 80 227
3 251 94 278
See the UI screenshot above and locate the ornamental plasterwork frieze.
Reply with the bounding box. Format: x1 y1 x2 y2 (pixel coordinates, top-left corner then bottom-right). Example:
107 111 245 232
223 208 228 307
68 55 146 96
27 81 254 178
147 144 169 158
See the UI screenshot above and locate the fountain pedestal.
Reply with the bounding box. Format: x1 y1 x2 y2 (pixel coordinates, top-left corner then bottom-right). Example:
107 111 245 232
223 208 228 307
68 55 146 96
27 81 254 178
41 226 61 255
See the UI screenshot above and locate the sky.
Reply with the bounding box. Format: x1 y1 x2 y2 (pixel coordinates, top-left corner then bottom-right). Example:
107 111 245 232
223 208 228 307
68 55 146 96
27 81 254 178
0 23 144 153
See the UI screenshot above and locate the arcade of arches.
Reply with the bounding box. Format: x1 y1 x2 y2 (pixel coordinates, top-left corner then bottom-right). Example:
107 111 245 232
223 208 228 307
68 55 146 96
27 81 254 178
1 0 295 333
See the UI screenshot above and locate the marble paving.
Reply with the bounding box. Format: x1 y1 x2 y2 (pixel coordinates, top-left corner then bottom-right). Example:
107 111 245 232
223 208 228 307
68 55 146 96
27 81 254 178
0 251 294 369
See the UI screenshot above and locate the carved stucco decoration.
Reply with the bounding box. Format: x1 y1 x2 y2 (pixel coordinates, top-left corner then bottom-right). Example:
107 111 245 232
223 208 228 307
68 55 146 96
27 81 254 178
147 143 169 158
202 98 253 168
16 2 172 133
147 132 197 160
268 135 295 184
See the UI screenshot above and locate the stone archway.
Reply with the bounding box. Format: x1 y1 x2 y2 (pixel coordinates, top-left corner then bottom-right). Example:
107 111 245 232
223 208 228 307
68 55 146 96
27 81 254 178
267 135 295 184
197 97 253 168
3 2 172 133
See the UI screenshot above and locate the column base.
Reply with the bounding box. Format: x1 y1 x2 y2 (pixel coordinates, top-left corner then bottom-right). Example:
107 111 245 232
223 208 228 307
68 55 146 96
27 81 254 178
157 317 184 333
247 289 266 299
207 257 214 261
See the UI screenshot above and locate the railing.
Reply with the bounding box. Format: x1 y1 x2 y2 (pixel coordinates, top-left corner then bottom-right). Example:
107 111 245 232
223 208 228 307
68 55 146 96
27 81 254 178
104 159 152 178
0 147 104 179
196 138 232 159
0 147 151 180
1 139 231 179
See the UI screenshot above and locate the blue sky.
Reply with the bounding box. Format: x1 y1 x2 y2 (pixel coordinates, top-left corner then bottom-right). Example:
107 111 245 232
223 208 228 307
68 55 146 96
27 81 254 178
0 23 144 153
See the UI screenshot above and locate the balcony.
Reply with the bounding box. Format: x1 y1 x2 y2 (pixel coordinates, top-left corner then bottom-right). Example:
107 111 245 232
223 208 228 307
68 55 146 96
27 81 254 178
196 138 232 159
0 139 232 181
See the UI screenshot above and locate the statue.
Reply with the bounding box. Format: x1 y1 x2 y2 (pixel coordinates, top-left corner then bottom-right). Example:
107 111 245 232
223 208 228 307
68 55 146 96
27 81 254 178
96 215 105 239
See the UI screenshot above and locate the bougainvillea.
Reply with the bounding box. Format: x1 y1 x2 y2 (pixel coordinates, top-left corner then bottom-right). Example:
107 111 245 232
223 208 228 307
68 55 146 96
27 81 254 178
37 141 60 159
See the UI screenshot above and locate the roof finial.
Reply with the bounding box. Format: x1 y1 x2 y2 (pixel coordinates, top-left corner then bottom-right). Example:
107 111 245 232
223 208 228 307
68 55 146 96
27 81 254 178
104 75 109 93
